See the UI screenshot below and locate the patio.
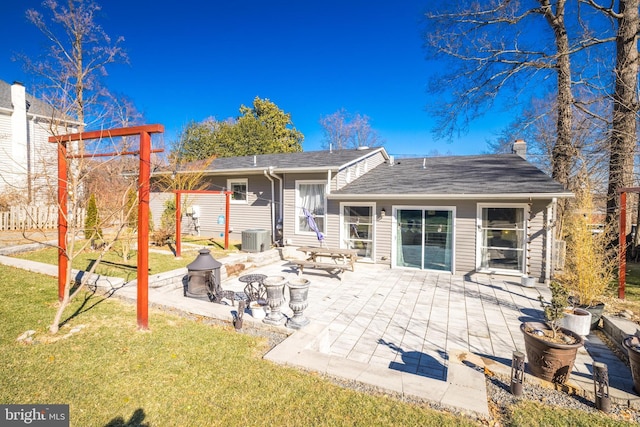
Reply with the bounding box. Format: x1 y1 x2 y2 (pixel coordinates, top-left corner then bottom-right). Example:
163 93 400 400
2 249 636 416
108 256 637 410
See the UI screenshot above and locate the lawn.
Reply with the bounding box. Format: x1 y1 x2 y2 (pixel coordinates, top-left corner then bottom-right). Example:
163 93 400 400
1 266 636 426
0 265 479 427
603 261 640 321
13 237 240 281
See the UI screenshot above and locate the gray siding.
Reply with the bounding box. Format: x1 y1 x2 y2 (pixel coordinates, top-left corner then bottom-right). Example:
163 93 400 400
326 197 552 278
150 174 276 244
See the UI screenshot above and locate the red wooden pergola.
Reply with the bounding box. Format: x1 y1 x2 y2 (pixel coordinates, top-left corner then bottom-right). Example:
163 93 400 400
617 187 640 300
49 124 164 330
173 189 233 257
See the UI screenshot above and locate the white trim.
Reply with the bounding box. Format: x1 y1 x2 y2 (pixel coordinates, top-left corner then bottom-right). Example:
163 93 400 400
227 178 248 204
328 192 573 200
339 201 376 262
476 203 529 276
391 205 456 273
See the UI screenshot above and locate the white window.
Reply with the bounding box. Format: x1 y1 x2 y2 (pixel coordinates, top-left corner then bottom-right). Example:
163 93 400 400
227 179 248 204
296 181 326 234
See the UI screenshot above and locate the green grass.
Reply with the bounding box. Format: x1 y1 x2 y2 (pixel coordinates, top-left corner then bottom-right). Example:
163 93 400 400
619 262 640 302
505 401 635 427
13 237 239 280
1 266 636 426
0 265 478 427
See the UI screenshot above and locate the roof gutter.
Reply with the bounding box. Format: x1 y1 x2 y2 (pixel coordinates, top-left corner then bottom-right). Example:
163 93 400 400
268 166 283 222
263 169 276 244
327 192 574 200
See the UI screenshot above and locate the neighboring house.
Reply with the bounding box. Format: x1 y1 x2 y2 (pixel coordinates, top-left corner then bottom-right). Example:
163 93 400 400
0 80 80 205
150 142 572 282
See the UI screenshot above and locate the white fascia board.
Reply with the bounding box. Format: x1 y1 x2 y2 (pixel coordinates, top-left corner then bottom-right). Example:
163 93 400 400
336 147 388 170
327 192 574 200
170 167 339 176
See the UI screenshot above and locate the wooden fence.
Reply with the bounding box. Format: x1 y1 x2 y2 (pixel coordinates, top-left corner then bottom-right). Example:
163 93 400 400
0 206 85 231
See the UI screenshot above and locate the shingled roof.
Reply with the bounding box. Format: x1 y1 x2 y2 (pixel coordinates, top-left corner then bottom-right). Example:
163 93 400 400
0 80 56 117
180 146 387 174
331 154 572 199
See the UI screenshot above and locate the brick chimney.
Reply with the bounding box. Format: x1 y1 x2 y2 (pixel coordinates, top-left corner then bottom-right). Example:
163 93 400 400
512 139 526 159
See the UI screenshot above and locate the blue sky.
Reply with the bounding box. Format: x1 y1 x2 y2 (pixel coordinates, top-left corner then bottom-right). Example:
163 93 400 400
1 0 514 157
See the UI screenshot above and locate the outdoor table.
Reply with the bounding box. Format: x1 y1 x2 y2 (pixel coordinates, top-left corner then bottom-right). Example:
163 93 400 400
239 273 267 304
293 247 358 277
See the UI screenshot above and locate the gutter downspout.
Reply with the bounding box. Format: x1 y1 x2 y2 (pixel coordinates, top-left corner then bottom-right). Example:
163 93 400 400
264 169 276 244
327 169 331 194
268 167 283 243
545 198 556 283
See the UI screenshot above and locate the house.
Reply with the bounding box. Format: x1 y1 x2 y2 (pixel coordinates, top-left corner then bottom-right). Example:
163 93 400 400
0 80 80 205
150 142 572 282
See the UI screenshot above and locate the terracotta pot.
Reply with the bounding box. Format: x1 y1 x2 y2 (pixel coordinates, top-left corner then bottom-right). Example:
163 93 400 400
622 336 640 394
520 322 584 384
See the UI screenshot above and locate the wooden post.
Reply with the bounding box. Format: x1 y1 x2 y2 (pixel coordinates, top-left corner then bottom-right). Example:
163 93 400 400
57 141 67 301
619 191 627 300
137 131 151 329
175 191 182 258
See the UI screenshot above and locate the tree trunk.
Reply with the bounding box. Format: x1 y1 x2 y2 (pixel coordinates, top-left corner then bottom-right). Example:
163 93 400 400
543 1 574 237
606 0 639 244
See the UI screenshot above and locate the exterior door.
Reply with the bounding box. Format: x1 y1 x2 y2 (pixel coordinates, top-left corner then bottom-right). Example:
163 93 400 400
477 205 526 274
342 204 374 260
394 208 453 272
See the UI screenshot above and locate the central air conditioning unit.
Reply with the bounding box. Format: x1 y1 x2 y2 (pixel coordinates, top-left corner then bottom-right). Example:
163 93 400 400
241 229 271 253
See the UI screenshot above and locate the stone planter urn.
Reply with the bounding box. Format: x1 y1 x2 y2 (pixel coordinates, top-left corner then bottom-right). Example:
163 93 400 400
623 336 640 394
286 277 311 329
262 276 287 325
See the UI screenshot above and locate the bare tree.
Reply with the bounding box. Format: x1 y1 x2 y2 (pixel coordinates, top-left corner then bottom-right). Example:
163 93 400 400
423 1 615 234
319 109 383 149
583 0 639 236
23 0 138 334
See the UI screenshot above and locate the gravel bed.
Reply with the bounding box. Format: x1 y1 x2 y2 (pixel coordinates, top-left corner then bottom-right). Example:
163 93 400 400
485 371 640 424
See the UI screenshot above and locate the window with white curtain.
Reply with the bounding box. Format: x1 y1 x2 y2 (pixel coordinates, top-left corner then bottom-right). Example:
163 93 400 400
296 181 326 234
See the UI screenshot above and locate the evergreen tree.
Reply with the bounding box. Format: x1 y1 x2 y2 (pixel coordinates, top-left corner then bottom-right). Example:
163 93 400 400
84 193 102 240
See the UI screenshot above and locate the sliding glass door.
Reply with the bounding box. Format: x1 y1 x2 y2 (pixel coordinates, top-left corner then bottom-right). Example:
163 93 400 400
395 208 453 272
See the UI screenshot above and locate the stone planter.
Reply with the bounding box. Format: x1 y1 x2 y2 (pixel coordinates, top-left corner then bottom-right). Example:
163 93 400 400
561 307 592 337
583 302 606 330
286 277 311 329
622 336 640 394
521 321 584 384
262 276 287 325
249 302 266 320
521 276 536 287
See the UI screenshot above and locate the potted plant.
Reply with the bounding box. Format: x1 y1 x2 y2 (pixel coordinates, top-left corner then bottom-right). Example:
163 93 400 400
622 333 640 393
521 281 584 384
555 179 615 330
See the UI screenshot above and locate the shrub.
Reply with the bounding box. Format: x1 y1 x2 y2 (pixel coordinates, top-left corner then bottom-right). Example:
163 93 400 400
84 193 102 240
556 180 615 307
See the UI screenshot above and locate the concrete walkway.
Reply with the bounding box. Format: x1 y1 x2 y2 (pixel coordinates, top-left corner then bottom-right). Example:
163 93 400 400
1 250 639 418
